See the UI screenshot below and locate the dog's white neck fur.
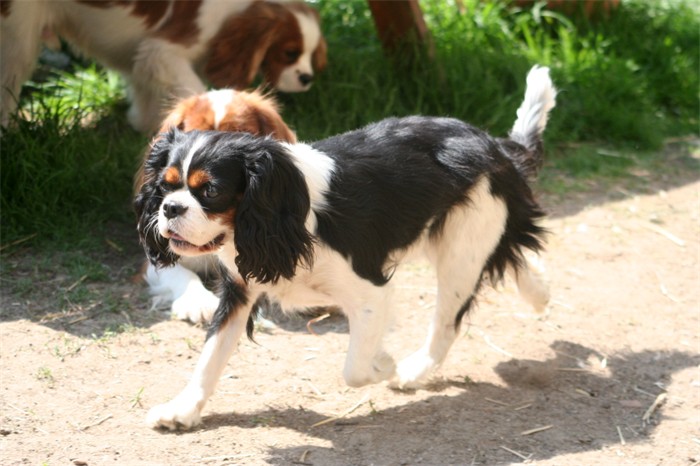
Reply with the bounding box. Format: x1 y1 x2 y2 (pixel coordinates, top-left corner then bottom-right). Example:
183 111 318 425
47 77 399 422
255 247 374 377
283 142 335 214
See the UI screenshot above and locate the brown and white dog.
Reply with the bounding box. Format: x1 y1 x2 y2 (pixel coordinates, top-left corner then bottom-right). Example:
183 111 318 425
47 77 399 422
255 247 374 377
0 0 326 131
138 88 296 323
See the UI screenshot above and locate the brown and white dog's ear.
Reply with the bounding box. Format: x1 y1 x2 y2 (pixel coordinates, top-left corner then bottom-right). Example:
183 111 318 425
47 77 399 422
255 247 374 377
313 36 328 73
204 2 280 89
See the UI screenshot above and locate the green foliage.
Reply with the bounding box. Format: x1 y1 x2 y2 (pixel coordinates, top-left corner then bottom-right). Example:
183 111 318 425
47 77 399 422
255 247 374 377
0 0 697 245
281 0 697 146
1 66 147 244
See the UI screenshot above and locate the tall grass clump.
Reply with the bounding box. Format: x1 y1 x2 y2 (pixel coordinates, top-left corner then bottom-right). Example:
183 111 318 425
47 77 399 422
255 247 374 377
1 66 146 245
1 0 697 246
283 0 697 147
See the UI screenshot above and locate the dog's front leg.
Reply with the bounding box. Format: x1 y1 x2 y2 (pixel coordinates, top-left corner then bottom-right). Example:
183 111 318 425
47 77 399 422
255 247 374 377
129 39 207 132
341 285 396 387
147 277 251 430
145 262 219 324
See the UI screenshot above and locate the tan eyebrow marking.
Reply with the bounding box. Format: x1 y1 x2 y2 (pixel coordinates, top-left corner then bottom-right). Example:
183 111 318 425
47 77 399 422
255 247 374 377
188 169 211 190
163 166 181 185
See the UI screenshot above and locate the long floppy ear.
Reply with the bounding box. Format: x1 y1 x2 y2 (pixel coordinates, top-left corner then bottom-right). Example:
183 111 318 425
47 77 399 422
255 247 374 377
204 2 281 88
134 129 181 268
234 140 314 284
313 37 328 73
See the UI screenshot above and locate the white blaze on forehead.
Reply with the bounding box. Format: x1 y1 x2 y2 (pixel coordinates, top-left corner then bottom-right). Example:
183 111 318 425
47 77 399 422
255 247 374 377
293 11 321 70
176 133 208 178
207 89 236 129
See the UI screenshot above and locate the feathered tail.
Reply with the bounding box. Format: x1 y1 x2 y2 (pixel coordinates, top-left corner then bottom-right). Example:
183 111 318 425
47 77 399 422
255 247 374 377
508 66 557 177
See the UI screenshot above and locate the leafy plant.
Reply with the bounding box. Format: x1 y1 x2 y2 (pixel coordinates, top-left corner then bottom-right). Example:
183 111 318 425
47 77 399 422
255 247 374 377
0 0 697 246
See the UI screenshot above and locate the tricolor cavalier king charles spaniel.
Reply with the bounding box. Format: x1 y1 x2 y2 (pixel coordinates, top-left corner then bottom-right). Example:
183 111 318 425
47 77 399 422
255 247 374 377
0 0 326 131
135 66 556 430
139 88 296 323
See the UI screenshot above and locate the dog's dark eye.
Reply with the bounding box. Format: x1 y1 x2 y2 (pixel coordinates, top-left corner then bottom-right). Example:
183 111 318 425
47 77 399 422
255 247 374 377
284 49 301 63
160 180 175 192
203 183 220 199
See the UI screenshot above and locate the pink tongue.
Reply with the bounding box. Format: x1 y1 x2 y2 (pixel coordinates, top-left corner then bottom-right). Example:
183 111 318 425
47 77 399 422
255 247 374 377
170 233 186 242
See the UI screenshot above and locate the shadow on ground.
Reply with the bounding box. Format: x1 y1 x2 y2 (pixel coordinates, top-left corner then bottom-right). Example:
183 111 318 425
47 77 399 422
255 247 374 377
183 341 698 464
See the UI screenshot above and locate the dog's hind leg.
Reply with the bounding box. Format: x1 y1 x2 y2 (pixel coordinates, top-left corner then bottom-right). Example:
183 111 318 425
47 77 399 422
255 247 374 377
507 256 549 313
391 178 509 389
146 275 251 430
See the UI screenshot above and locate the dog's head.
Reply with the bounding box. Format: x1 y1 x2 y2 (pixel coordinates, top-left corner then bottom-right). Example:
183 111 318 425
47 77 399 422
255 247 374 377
205 1 327 93
158 89 297 142
134 130 314 284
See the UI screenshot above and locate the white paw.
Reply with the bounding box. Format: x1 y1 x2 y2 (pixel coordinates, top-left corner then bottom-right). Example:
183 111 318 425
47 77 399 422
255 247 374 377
171 289 219 324
146 397 202 431
388 352 436 390
343 351 396 388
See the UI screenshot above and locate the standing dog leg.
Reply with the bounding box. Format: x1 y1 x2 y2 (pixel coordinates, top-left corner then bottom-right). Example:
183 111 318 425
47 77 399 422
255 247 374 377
341 284 396 388
129 39 207 132
507 256 550 313
147 276 250 430
391 178 510 389
0 2 45 126
145 262 219 324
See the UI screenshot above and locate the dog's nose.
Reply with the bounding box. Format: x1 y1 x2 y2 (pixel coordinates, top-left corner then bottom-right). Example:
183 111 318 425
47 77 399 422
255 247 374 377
163 202 188 219
299 73 313 86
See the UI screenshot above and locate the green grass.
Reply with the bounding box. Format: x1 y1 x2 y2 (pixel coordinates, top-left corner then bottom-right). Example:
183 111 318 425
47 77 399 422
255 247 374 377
0 0 697 247
1 65 147 244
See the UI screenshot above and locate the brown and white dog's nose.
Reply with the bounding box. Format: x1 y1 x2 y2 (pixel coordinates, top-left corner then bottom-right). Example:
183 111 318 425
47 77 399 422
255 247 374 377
163 201 188 219
299 73 313 86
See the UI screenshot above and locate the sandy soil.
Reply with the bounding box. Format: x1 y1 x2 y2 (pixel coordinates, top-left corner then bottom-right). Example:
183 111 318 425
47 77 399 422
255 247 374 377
1 146 699 465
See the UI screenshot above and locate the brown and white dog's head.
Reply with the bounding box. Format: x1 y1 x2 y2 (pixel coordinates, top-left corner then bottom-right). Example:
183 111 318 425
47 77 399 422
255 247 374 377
134 88 296 190
205 1 327 93
157 89 297 142
1 0 325 131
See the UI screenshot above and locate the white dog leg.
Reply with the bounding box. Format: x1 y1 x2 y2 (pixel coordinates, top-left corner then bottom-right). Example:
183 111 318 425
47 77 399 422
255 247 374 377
146 302 251 430
341 285 396 388
146 263 219 324
0 1 45 126
507 255 550 313
390 287 477 390
129 38 206 131
392 182 508 389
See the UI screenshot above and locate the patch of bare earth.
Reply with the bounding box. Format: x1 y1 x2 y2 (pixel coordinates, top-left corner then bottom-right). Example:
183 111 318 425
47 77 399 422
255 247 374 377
1 149 699 465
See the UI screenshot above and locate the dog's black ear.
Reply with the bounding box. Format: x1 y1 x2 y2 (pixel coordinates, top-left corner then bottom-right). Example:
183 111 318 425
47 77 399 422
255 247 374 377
134 129 180 267
234 141 314 284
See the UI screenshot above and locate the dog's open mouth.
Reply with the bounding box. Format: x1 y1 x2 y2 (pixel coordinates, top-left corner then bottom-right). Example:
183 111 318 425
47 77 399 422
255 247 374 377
169 232 225 254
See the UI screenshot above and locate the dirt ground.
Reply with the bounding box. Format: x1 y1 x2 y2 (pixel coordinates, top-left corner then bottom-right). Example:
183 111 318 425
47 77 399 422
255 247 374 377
1 144 699 465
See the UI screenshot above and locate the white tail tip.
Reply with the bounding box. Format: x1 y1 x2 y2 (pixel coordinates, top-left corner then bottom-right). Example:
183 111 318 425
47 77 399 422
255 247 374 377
512 65 557 138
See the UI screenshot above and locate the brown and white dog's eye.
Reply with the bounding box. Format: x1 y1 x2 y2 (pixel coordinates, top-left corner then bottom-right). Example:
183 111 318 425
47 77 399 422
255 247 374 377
284 49 301 64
